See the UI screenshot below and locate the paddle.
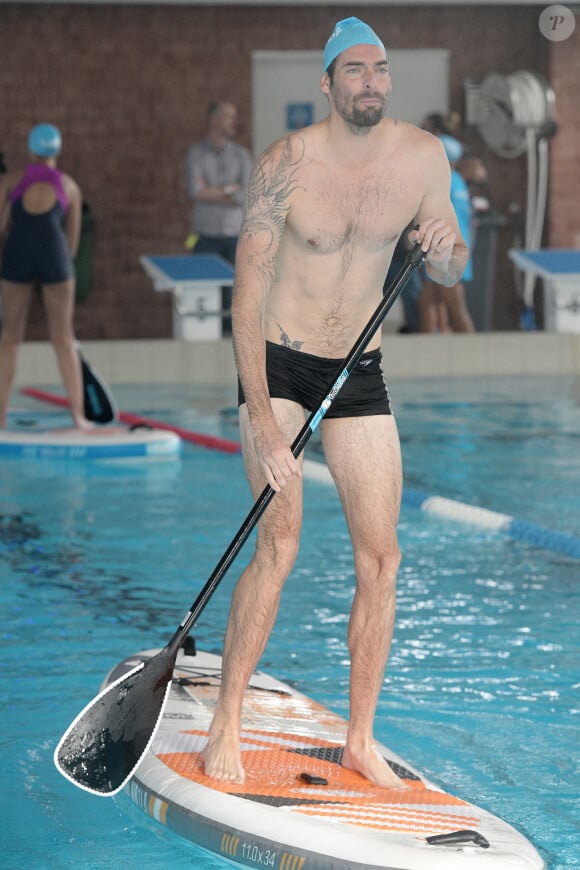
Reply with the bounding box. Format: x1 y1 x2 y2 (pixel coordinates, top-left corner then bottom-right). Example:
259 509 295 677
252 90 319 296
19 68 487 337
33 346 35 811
78 346 118 424
54 243 425 797
20 347 118 425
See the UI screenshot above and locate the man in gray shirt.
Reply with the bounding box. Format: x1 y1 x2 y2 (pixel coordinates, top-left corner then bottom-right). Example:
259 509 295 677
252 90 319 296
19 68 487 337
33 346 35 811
186 102 253 334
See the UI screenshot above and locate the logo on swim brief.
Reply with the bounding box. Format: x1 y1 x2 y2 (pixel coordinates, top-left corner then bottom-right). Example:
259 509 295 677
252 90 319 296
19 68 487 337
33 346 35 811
327 369 349 403
309 368 350 432
358 358 372 367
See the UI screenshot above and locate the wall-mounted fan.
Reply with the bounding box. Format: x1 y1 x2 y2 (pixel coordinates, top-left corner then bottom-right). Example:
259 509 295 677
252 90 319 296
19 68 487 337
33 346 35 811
469 71 557 318
476 70 556 159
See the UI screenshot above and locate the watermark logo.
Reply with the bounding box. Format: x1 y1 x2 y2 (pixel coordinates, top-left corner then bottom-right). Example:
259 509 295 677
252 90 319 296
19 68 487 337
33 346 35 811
539 4 576 41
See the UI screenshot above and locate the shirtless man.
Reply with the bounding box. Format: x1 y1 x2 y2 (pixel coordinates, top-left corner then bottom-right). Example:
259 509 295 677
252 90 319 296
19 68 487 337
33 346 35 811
203 17 468 789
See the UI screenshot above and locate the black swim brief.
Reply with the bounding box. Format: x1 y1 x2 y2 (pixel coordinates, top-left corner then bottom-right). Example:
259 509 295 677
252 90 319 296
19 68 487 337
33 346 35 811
238 341 392 418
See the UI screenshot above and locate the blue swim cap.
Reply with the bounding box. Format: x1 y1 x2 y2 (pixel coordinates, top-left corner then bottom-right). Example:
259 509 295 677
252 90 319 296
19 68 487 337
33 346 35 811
323 17 386 72
439 134 463 163
28 123 62 157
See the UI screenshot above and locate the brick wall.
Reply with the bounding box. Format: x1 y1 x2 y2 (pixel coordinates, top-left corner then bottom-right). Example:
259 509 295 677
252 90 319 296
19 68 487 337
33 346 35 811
0 4 576 337
549 32 580 249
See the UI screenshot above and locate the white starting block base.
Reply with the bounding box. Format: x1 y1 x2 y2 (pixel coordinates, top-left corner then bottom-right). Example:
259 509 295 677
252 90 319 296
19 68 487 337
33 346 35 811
172 286 222 340
510 249 580 334
141 254 234 341
543 282 580 333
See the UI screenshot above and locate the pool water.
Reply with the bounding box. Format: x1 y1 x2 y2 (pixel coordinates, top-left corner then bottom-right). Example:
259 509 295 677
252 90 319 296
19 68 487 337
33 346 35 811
1 375 578 869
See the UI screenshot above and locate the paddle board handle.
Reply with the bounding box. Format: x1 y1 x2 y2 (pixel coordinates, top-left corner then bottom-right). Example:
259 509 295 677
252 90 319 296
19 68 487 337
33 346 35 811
426 829 490 849
299 772 328 785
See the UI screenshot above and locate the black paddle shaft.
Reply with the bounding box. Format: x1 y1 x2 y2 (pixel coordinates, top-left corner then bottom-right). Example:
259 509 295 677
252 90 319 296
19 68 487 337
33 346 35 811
169 243 425 654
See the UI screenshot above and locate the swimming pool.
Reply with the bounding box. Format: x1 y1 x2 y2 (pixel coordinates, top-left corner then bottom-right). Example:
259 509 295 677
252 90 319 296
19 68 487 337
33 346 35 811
1 375 578 869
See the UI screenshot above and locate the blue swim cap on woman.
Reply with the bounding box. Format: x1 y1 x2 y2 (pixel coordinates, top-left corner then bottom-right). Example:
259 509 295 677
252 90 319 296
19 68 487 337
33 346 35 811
439 134 464 163
28 123 62 157
323 17 386 71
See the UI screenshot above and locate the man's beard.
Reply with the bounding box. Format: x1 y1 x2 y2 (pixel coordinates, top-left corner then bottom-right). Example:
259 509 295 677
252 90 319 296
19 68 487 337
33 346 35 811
350 104 384 127
337 94 385 129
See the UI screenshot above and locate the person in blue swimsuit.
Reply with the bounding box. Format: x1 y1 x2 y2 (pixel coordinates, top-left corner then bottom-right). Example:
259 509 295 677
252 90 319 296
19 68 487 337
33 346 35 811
418 133 475 332
0 123 92 429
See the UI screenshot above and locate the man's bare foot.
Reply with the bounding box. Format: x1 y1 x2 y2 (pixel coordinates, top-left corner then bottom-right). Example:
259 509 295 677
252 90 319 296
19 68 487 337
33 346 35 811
342 742 409 790
202 730 246 784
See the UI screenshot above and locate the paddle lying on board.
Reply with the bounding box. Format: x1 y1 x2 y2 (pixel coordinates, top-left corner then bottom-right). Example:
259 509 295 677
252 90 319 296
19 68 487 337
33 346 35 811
54 244 425 796
79 346 118 424
19 346 118 425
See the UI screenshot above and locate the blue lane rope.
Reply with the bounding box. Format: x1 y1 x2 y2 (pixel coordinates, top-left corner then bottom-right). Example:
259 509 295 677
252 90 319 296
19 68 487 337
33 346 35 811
302 461 580 560
401 487 580 560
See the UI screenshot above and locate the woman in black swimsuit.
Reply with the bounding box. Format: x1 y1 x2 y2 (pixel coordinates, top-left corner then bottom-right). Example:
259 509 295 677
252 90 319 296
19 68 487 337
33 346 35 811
0 123 91 430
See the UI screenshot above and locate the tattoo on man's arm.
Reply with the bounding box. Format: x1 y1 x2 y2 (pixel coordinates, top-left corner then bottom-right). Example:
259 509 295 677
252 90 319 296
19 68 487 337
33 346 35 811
239 138 305 294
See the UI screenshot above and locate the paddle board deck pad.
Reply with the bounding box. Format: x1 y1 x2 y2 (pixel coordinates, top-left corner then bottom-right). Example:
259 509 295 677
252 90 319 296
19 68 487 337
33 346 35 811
102 647 544 870
0 427 181 460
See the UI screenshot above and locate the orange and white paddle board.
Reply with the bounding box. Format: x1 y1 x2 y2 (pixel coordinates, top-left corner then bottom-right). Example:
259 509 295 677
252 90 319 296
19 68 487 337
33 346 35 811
103 647 544 870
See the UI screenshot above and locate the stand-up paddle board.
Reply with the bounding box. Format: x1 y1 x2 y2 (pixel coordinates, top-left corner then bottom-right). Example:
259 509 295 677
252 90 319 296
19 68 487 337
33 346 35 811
0 426 181 460
103 646 544 870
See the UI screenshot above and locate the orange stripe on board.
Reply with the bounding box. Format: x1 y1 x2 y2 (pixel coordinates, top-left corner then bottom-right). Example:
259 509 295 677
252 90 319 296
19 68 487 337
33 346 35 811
147 795 168 824
293 804 480 832
221 832 239 857
280 854 304 870
294 804 479 825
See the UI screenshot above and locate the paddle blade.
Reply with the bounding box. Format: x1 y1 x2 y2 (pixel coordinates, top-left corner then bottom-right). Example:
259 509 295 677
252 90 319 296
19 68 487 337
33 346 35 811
79 353 118 424
54 649 175 796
